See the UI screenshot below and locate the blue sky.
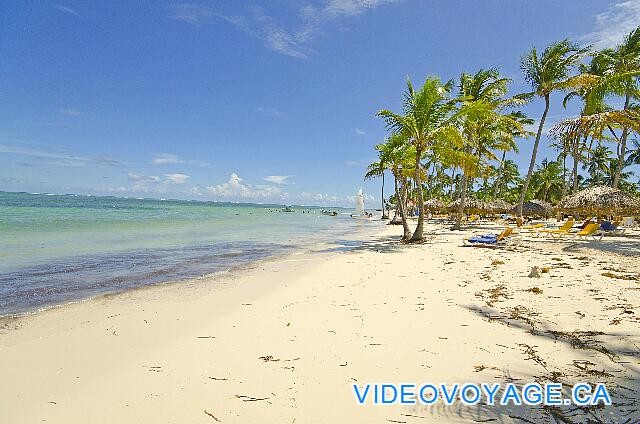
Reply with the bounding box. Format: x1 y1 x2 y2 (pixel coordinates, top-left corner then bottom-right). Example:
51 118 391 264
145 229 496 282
1 0 639 206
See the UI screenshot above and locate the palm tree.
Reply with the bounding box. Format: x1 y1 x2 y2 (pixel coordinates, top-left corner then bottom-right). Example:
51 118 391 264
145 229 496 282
584 144 613 185
594 26 640 188
553 27 640 189
549 135 571 196
628 139 640 165
365 152 388 219
452 69 524 229
491 111 533 200
516 39 588 216
493 159 521 200
378 134 414 240
561 54 610 193
603 157 635 188
378 77 463 242
530 158 564 202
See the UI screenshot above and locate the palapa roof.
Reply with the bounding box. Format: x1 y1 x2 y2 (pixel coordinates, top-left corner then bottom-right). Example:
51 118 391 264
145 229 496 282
557 185 640 214
488 199 512 213
512 200 553 217
447 197 493 213
423 199 446 210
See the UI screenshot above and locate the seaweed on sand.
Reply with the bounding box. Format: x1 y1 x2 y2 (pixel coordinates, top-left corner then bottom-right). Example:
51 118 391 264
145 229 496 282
475 284 510 307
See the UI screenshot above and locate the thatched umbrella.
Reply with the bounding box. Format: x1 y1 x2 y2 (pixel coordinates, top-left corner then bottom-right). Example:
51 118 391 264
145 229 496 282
447 197 493 214
424 199 446 210
489 199 512 213
557 185 640 215
511 200 553 217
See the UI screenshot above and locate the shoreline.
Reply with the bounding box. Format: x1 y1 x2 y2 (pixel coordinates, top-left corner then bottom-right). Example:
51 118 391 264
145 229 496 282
0 217 379 319
1 221 638 423
0 220 386 342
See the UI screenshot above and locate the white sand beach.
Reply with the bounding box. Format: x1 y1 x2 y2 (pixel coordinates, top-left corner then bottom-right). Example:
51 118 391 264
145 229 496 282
1 220 638 423
6 2 640 422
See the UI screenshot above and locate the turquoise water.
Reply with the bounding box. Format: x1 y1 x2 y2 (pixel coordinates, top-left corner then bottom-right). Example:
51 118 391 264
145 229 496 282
0 192 372 316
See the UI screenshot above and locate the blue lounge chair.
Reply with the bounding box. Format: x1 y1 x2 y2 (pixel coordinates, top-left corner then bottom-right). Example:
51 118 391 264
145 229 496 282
463 227 514 248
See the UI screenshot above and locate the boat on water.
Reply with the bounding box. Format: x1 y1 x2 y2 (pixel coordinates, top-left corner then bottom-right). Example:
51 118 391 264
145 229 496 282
321 209 338 216
281 205 295 212
350 188 372 219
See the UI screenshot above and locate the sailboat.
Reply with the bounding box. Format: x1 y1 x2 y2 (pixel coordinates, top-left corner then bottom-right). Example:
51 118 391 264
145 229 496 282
350 188 371 219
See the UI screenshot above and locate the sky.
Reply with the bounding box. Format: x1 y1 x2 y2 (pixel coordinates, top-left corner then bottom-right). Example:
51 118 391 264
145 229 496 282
1 0 639 206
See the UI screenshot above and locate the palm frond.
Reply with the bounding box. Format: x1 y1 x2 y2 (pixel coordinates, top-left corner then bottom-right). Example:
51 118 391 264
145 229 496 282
550 109 640 140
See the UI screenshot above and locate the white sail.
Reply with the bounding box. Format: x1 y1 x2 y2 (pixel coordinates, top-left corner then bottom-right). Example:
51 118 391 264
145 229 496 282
355 188 365 215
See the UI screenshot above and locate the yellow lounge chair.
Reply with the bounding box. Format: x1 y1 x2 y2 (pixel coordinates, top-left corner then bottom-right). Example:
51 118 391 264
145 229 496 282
571 222 601 240
575 217 594 230
520 223 545 230
537 220 575 239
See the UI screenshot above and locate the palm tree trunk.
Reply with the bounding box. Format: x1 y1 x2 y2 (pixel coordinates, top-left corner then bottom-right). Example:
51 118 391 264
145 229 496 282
561 152 568 198
448 166 456 197
402 178 410 215
390 175 398 222
410 150 425 242
518 94 550 216
395 174 411 240
492 151 506 201
572 135 585 193
453 144 473 230
453 172 469 230
381 172 387 219
613 93 631 188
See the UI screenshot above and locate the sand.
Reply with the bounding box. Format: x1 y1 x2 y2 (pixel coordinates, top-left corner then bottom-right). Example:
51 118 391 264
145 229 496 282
1 220 639 423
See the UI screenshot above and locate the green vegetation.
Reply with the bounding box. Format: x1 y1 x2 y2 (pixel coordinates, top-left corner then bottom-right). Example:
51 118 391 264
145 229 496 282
370 26 640 241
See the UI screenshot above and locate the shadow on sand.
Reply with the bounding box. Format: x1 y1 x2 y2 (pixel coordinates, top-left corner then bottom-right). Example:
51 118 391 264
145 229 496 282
560 238 640 258
310 234 446 255
450 303 640 423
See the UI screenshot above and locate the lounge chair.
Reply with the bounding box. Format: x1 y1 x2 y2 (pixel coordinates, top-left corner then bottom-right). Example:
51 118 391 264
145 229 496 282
622 217 635 228
463 227 515 248
571 222 601 240
537 220 575 239
575 217 594 230
595 220 625 237
519 223 545 230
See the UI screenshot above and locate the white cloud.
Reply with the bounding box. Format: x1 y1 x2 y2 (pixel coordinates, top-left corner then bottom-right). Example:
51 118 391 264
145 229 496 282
168 1 401 59
325 0 397 17
58 108 83 116
94 156 123 167
345 160 361 166
127 172 160 182
152 153 184 164
167 4 215 26
54 4 79 16
188 186 204 196
296 191 375 206
0 144 123 167
583 0 640 48
150 152 210 167
254 106 287 118
355 128 366 135
124 172 189 191
263 175 289 184
165 173 190 184
207 173 284 199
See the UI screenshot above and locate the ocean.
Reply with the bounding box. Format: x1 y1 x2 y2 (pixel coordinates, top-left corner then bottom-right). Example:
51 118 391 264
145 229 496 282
0 192 376 317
